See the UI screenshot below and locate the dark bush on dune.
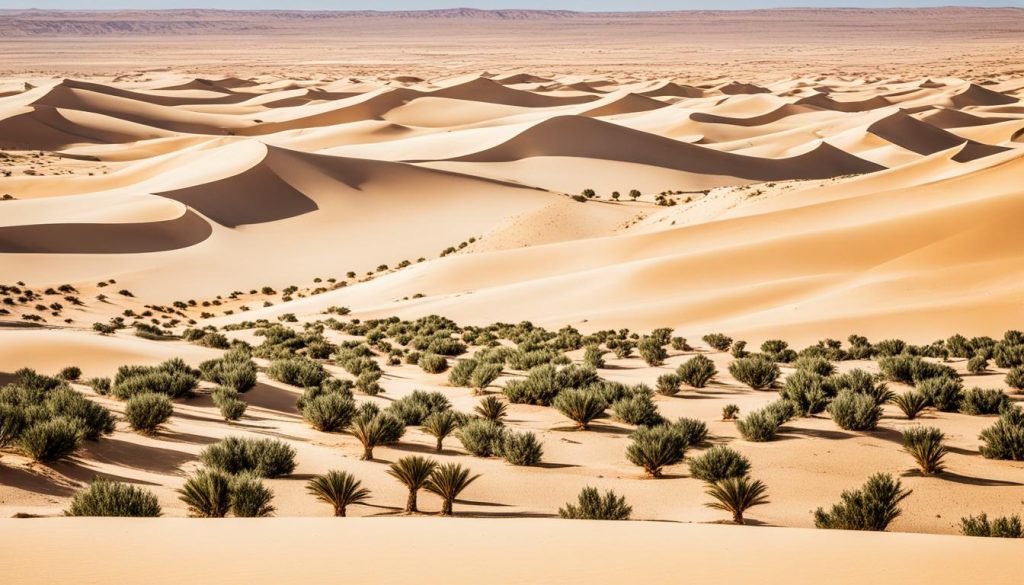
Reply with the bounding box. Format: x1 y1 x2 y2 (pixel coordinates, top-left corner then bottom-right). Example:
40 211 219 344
302 393 356 432
199 436 296 478
688 445 751 482
703 333 733 352
266 357 328 388
814 473 911 531
625 424 687 478
125 392 173 433
18 417 84 462
553 388 608 429
827 390 882 431
457 419 505 457
498 430 544 466
729 356 781 390
979 406 1024 460
676 354 717 388
559 487 631 520
66 480 162 517
199 348 258 392
960 388 1009 416
112 358 199 400
959 513 1023 538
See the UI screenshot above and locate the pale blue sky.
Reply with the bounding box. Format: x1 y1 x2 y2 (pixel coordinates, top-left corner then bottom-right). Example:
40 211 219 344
1 1 1020 10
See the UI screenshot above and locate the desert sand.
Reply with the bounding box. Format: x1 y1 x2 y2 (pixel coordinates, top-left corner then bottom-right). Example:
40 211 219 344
2 8 1024 585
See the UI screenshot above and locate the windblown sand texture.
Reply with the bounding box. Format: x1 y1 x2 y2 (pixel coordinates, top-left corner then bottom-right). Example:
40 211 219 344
2 8 1024 585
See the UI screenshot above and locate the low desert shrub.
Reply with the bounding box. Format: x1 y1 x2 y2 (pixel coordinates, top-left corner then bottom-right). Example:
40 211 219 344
625 424 687 477
729 357 780 390
553 389 607 430
901 426 946 475
828 390 882 431
917 376 963 412
673 417 708 446
780 370 831 416
230 473 276 517
813 473 911 531
966 355 989 375
302 393 356 432
125 392 173 433
792 356 835 377
688 445 751 482
57 366 82 381
499 430 544 466
722 404 740 421
831 369 893 406
583 345 606 369
611 393 662 426
637 337 668 366
199 349 258 392
959 513 1024 538
1007 367 1024 391
703 333 733 352
676 355 716 388
978 406 1024 460
961 388 1009 416
418 353 448 374
218 397 248 421
655 373 682 396
65 480 162 517
736 408 781 442
112 358 199 400
559 487 631 520
199 436 297 478
43 387 115 440
457 419 505 457
266 357 328 388
179 469 232 518
18 417 83 462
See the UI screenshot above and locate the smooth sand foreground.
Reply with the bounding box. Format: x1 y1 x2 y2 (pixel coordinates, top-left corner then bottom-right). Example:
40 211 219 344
3 517 1023 585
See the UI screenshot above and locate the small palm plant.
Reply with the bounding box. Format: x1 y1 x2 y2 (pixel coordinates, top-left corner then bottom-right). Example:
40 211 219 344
350 413 405 460
893 391 929 420
387 456 438 513
553 389 607 430
178 469 232 518
424 462 480 516
306 470 371 517
704 476 770 525
473 395 508 424
422 410 463 452
901 426 947 475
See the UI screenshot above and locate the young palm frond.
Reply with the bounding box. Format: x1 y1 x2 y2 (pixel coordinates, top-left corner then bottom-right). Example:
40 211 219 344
305 470 371 517
178 469 232 518
422 410 464 452
901 426 947 475
424 462 480 516
473 395 508 424
893 391 929 420
386 455 438 513
704 476 770 525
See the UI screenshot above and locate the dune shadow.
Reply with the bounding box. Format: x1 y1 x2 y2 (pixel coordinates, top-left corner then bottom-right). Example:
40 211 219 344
388 442 446 456
534 461 579 470
78 437 194 474
550 424 632 436
157 429 219 446
901 469 1023 487
454 498 512 508
460 511 558 519
0 464 78 497
244 382 301 416
780 427 856 441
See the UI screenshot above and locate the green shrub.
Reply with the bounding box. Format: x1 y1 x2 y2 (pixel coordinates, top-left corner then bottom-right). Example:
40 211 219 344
306 470 371 516
199 436 297 477
44 387 115 440
230 473 275 517
705 476 770 525
813 473 911 531
470 363 502 393
736 408 782 442
729 357 780 390
499 430 544 466
611 393 662 426
553 389 607 430
780 370 831 416
966 356 988 375
58 366 82 381
893 391 928 420
760 339 796 363
473 395 507 424
655 373 682 396
961 388 1009 415
831 369 893 405
793 356 835 377
688 445 751 482
218 397 248 421
979 406 1024 460
917 376 963 412
88 377 111 395
448 359 477 386
112 358 198 399
503 364 597 406
199 350 257 392
302 393 356 432
179 469 232 518
0 404 26 449
638 337 668 366
1007 367 1024 391
703 333 733 352
828 390 882 431
676 355 716 388
418 353 448 374
583 345 606 369
559 487 631 520
18 418 83 462
873 339 906 357
722 404 739 421
66 479 161 517
901 426 946 475
125 392 173 433
625 424 687 477
878 355 956 386
457 419 505 457
763 399 797 426
266 357 328 388
959 513 1023 538
350 412 405 460
673 417 708 446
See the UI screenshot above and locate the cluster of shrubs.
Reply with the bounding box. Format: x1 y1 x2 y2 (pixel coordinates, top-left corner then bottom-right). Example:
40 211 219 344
106 358 199 400
458 418 544 466
0 368 115 462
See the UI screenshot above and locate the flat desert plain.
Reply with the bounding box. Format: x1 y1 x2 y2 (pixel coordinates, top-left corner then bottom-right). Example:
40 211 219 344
1 8 1024 585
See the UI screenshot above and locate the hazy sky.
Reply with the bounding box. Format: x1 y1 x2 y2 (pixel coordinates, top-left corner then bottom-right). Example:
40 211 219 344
1 1 1019 10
